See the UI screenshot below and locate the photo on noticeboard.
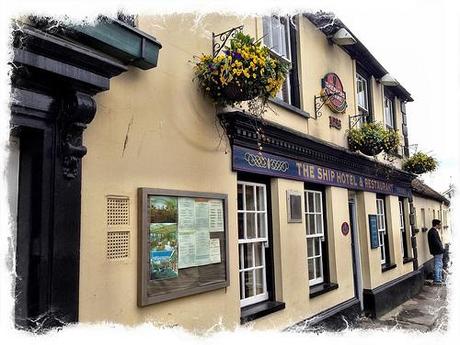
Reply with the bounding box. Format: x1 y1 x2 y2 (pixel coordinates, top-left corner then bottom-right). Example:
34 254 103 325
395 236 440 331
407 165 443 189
150 195 178 224
149 196 179 280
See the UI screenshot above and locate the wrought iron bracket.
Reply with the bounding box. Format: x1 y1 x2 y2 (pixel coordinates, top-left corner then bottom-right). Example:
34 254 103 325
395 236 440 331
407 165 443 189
212 25 244 57
313 92 342 119
348 113 370 129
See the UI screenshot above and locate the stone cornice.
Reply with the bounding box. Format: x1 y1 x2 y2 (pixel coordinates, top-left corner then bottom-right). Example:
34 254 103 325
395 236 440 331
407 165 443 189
219 111 415 189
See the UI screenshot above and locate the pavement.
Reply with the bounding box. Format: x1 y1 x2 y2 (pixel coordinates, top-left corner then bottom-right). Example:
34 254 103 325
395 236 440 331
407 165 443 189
354 280 448 332
290 278 448 333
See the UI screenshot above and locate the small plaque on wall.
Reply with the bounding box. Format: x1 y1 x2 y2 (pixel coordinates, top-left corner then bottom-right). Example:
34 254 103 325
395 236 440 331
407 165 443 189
287 190 302 223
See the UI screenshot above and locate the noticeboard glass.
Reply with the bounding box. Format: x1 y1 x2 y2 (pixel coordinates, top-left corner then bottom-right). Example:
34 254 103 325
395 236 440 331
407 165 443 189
138 188 229 306
368 214 379 249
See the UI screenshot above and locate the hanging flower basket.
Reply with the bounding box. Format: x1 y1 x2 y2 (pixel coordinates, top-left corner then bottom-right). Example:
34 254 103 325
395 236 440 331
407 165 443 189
221 82 254 102
193 32 290 107
360 144 384 156
347 122 400 156
402 152 438 174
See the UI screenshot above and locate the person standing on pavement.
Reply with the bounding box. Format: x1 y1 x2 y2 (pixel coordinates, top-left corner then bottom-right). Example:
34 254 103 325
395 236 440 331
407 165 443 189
427 219 445 285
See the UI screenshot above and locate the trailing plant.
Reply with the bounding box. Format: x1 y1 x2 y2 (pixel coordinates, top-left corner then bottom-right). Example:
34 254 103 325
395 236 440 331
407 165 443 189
382 128 401 154
193 32 289 111
402 152 438 174
347 126 364 152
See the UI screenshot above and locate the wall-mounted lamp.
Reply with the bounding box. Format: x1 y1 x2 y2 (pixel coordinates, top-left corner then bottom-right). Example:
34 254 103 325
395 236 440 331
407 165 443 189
331 28 357 46
380 73 400 86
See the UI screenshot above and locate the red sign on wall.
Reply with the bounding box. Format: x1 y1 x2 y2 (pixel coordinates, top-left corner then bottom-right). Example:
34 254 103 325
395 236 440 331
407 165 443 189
321 73 347 113
341 222 350 236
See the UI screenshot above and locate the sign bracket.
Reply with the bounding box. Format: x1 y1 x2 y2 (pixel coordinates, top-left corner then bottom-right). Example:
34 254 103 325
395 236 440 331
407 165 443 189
313 92 344 119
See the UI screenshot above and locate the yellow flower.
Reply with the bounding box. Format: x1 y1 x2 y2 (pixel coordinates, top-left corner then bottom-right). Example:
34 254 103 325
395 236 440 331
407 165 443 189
252 73 257 78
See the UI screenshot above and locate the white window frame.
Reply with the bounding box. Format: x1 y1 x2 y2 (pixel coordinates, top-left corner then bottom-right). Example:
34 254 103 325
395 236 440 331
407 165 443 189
384 95 394 129
420 208 426 228
399 201 406 258
356 73 369 114
376 198 387 265
237 181 269 307
305 189 325 286
262 16 292 104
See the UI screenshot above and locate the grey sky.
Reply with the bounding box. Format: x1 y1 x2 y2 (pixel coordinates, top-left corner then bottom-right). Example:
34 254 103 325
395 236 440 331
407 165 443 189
327 1 459 194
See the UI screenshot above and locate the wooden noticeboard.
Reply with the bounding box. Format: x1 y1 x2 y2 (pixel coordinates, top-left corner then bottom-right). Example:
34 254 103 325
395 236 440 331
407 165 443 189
368 214 379 249
138 188 229 306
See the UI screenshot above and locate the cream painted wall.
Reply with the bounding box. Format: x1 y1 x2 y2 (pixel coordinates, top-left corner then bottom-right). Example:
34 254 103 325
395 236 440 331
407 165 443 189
355 192 413 290
80 14 248 331
412 195 450 266
249 182 354 330
79 13 414 331
298 19 355 147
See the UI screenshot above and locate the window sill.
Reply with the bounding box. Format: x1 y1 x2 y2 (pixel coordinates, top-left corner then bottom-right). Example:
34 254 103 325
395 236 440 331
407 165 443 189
269 97 310 119
381 263 397 272
240 300 285 324
403 257 414 264
309 282 339 299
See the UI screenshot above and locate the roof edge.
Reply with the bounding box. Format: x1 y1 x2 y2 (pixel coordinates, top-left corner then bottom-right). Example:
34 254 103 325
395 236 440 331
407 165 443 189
303 11 413 102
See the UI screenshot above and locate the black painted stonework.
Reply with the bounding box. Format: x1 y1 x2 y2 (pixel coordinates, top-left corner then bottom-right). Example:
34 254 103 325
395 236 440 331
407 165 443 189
287 298 361 332
10 18 161 331
421 258 435 280
309 282 339 298
241 301 286 324
363 270 424 318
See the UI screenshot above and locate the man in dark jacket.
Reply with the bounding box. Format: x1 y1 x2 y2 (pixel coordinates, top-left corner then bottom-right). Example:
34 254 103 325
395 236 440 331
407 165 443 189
428 219 444 284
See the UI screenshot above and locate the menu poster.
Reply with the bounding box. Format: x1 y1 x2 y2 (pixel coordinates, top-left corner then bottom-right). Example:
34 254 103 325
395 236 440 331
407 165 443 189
209 238 221 264
209 200 224 232
178 197 195 229
178 231 196 269
195 201 210 229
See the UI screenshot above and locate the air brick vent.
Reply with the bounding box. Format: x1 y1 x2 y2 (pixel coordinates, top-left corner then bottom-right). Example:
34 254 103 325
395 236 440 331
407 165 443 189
107 196 129 226
107 231 130 260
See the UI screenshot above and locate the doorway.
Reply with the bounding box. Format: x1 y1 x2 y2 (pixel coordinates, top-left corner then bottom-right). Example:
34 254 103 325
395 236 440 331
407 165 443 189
348 192 363 310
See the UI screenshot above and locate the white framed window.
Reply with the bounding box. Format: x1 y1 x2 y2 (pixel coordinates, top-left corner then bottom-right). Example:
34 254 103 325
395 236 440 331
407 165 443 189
356 73 369 113
376 198 387 264
399 200 408 258
305 190 324 286
384 96 394 129
237 181 269 307
420 208 426 228
263 16 292 104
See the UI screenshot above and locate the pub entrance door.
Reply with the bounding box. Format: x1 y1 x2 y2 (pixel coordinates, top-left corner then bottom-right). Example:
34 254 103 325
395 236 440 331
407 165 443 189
348 192 363 310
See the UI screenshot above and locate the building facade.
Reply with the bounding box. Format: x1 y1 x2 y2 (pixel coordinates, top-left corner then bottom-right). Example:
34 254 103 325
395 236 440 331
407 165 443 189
411 179 451 273
7 12 451 331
